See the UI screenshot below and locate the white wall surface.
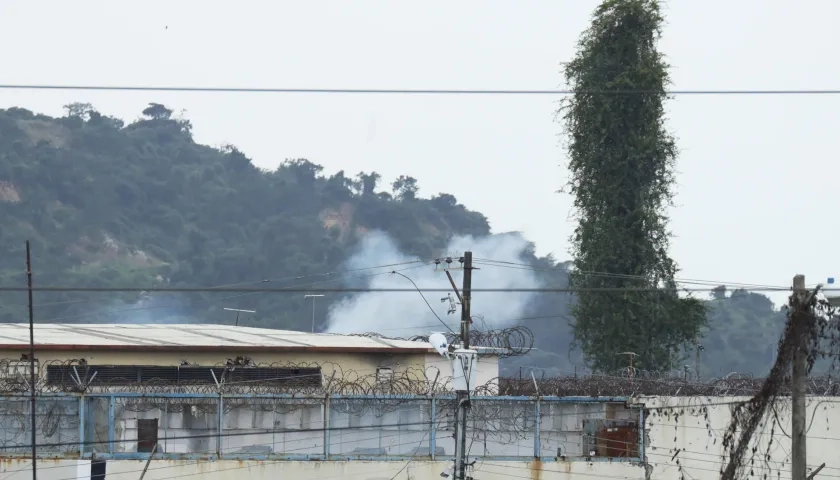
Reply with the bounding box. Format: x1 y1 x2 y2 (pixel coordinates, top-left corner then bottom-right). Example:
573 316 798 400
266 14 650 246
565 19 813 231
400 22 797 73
0 459 637 480
4 395 837 480
642 396 836 480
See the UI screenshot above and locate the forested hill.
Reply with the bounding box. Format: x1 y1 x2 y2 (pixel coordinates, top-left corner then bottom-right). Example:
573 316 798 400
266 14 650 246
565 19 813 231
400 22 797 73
0 104 785 375
0 103 499 328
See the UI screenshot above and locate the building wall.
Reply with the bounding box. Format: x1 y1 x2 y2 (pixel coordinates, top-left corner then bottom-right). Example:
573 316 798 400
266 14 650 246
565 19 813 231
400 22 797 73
0 349 432 380
0 459 632 480
0 349 499 391
643 396 835 480
0 395 640 461
4 395 833 480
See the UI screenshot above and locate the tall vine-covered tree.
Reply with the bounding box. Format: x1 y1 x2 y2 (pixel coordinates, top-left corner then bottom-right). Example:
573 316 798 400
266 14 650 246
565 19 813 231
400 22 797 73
561 0 706 371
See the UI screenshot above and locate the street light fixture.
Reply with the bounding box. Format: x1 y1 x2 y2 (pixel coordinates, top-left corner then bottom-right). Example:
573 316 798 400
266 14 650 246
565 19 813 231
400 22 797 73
223 308 256 327
304 295 325 333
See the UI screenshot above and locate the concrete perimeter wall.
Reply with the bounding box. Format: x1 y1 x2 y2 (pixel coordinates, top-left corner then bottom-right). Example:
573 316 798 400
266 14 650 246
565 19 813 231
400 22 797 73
3 395 835 480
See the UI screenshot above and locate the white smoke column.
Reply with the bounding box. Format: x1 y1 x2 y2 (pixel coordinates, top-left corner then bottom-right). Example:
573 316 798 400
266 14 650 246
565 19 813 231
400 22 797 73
326 231 542 336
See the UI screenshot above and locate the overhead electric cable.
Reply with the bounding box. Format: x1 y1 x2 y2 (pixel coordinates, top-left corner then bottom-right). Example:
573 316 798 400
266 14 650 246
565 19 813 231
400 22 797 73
390 270 456 333
27 262 433 323
3 431 437 478
1 84 840 96
0 420 432 451
0 260 427 313
0 286 809 293
472 258 790 290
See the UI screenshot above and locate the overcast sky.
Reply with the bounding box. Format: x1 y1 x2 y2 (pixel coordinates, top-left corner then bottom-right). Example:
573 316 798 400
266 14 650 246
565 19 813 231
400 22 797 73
1 1 838 302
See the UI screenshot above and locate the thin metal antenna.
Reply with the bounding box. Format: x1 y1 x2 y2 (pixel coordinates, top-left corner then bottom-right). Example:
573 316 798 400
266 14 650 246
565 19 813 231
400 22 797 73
616 351 639 378
223 308 255 327
304 295 325 332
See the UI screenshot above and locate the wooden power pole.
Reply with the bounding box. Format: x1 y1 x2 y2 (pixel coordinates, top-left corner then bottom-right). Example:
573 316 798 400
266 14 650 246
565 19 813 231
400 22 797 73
791 274 807 480
460 252 472 351
454 251 473 480
26 241 37 480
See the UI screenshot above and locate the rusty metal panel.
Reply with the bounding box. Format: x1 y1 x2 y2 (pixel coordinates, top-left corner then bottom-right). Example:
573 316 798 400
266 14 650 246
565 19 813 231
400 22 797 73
596 420 638 458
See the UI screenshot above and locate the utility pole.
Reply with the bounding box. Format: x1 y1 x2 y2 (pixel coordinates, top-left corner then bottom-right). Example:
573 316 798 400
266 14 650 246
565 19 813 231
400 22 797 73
26 241 37 480
460 252 472 350
791 274 808 480
454 252 472 480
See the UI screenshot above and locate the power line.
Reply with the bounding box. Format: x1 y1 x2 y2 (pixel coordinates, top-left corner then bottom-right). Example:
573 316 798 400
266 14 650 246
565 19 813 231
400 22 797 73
2 257 797 324
356 313 570 334
2 430 432 478
477 462 639 480
0 420 432 451
0 286 809 293
386 431 431 480
0 404 655 452
2 84 840 96
50 422 667 480
3 402 812 480
34 434 433 480
55 460 399 480
2 395 825 480
7 421 823 470
480 458 827 480
472 258 790 290
3 258 797 303
390 271 455 334
11 260 426 310
17 262 433 323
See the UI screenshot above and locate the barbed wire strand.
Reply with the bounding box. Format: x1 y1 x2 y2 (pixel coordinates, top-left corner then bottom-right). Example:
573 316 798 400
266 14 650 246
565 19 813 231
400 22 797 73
9 356 840 397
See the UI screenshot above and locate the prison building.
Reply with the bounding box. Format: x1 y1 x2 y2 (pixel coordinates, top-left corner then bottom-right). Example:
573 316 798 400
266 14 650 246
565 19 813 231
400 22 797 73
0 323 500 390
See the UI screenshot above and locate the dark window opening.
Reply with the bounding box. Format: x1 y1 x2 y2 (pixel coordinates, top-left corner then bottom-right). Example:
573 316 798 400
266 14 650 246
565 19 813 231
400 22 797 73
46 365 322 387
137 419 158 453
376 367 393 381
90 459 106 480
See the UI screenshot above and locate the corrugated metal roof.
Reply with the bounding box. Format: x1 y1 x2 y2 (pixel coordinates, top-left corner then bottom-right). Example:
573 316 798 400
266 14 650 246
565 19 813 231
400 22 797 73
0 324 433 353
